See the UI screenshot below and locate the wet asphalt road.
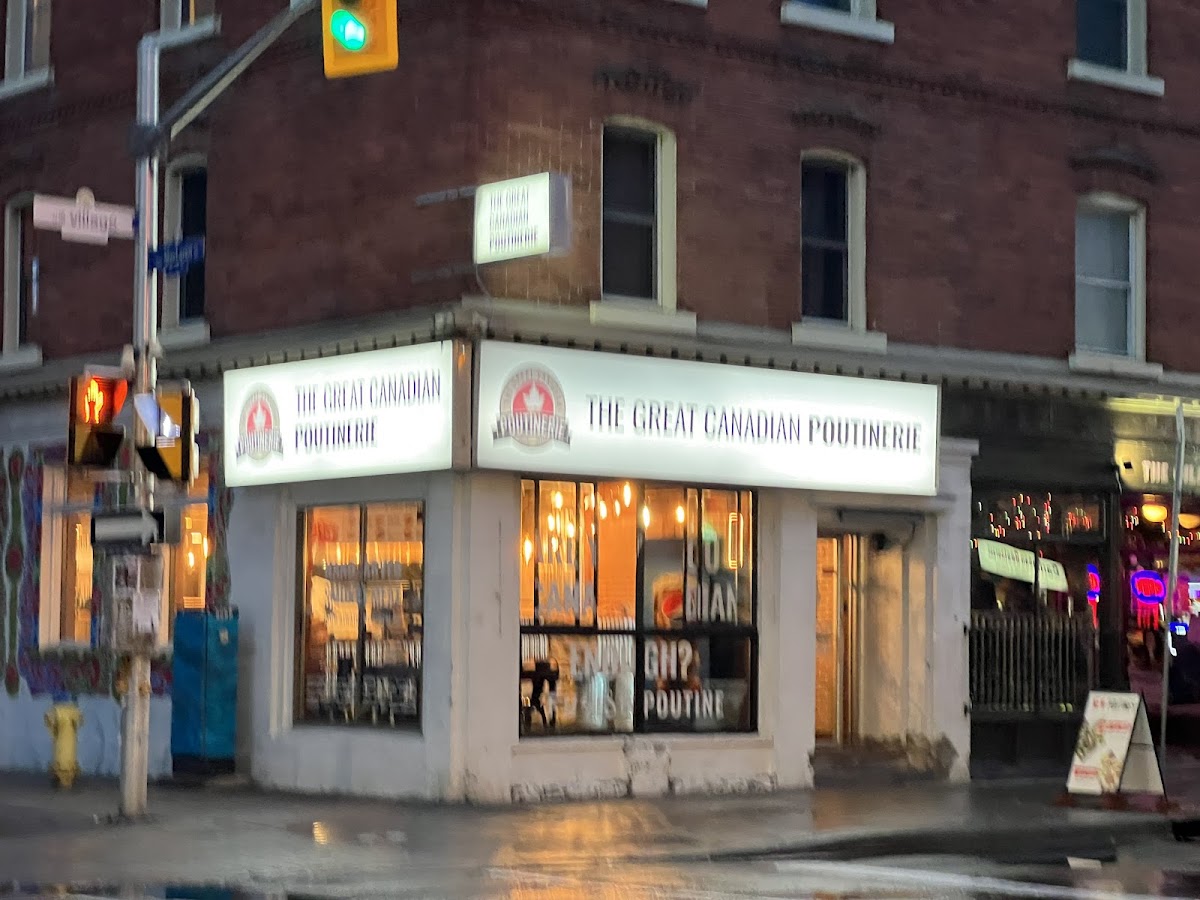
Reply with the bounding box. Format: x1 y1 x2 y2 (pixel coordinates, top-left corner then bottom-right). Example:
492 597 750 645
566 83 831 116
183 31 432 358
5 842 1200 900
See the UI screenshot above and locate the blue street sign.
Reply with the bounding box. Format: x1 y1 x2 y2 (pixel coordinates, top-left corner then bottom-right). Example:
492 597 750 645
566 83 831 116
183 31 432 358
149 236 205 276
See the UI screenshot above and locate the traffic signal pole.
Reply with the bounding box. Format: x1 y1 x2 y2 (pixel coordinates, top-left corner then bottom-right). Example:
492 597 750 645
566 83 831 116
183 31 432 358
120 0 318 818
120 35 161 819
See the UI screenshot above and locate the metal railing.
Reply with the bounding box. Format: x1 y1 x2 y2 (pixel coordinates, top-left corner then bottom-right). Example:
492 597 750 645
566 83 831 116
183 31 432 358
969 610 1098 716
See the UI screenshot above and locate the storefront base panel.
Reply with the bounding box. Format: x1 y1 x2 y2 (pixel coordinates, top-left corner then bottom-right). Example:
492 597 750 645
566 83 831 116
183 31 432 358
0 684 172 778
508 735 778 803
251 728 434 798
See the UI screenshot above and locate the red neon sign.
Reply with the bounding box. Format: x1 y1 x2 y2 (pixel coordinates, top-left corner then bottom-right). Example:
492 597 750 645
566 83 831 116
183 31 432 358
1130 570 1166 606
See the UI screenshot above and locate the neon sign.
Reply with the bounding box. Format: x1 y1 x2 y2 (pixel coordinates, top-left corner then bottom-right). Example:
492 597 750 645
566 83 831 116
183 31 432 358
1130 569 1167 606
1086 564 1102 603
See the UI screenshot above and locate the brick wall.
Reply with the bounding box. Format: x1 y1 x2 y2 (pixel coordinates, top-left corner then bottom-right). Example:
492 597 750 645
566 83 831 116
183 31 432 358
2 0 1200 371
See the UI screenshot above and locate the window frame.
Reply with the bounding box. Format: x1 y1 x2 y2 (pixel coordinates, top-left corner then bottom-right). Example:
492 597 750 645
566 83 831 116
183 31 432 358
519 477 759 738
799 150 868 332
159 0 217 34
1068 0 1163 96
161 155 211 344
780 0 895 44
4 0 51 84
2 192 40 363
294 500 427 731
36 466 211 650
1073 192 1146 362
600 117 678 313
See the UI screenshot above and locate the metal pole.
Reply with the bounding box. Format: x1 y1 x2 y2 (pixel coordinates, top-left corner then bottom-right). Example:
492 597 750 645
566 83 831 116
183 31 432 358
1160 399 1185 769
120 34 161 820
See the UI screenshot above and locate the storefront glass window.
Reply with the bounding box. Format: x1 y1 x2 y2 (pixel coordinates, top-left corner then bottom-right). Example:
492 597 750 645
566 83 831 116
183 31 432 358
298 501 424 728
519 479 756 737
38 466 211 647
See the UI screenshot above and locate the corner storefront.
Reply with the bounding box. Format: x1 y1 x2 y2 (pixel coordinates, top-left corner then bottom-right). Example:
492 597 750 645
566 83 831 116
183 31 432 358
223 336 975 801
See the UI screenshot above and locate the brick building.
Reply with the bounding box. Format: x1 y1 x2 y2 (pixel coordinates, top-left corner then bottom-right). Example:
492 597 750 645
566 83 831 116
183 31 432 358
0 0 1194 797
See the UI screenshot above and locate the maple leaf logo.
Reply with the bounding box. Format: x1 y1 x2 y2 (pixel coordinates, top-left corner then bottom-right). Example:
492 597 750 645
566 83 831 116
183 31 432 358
524 384 545 414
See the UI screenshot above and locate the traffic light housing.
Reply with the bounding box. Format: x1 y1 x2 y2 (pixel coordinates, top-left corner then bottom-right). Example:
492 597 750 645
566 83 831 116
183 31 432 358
68 374 128 468
321 0 398 79
136 383 200 490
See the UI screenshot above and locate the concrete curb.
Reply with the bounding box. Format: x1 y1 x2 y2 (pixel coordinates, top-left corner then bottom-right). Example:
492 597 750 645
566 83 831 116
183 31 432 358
656 815 1174 864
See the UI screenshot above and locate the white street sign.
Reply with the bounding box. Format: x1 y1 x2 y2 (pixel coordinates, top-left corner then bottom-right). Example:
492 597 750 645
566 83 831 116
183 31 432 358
34 188 135 246
91 509 165 546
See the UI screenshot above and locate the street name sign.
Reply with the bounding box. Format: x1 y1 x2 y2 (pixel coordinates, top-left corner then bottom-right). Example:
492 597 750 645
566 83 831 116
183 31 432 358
34 189 135 246
150 236 205 275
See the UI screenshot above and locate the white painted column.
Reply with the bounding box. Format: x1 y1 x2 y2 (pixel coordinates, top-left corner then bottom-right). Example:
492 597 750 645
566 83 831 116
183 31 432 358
929 438 978 782
770 490 818 789
454 472 522 803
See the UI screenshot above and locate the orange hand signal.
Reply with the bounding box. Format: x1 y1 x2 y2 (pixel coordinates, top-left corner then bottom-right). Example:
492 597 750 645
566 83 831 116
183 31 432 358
84 378 106 425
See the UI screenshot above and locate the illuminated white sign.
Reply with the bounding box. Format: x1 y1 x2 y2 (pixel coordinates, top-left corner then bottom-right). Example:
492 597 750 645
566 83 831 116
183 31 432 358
223 343 454 487
473 172 571 265
476 341 940 495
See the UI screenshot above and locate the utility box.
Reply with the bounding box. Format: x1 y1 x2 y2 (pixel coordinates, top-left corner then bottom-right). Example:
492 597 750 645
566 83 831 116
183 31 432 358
171 609 238 777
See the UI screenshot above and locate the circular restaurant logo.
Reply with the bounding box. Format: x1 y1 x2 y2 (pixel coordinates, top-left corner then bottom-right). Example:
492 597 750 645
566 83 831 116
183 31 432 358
235 386 284 462
493 365 571 449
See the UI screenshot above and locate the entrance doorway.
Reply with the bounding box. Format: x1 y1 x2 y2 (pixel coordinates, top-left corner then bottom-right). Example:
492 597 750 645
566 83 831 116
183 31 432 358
815 534 862 745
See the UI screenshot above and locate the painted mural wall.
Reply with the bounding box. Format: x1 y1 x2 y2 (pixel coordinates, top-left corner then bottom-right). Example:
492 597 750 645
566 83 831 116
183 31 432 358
0 436 232 775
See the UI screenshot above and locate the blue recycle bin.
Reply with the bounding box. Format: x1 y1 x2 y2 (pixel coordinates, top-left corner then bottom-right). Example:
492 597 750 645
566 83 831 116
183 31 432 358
171 609 239 777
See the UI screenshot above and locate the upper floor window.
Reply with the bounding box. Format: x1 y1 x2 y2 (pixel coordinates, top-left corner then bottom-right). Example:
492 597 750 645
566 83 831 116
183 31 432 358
4 0 50 80
161 0 215 31
3 194 35 354
800 154 867 329
163 159 208 327
603 127 657 302
780 0 894 44
600 122 679 311
1070 0 1163 96
1074 195 1145 359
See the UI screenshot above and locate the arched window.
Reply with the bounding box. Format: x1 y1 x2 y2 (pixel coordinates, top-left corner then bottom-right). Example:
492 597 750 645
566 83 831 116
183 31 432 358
1074 192 1146 360
2 192 36 358
601 117 678 311
799 150 867 330
162 155 209 335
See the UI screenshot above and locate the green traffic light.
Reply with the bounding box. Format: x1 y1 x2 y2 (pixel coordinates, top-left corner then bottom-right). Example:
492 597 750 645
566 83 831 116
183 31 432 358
330 9 368 51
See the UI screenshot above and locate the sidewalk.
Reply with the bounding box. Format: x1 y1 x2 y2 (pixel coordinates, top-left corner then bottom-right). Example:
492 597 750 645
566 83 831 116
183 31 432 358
0 767 1186 893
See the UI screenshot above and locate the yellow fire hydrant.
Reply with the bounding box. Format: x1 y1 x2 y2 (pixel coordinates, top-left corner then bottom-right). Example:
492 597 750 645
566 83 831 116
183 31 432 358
44 694 83 789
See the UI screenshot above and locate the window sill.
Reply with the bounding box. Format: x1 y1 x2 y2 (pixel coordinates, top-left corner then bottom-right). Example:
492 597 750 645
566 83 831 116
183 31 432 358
155 15 221 49
780 2 895 44
1067 59 1164 97
791 322 887 354
590 300 698 336
514 734 769 754
0 344 42 372
159 319 211 350
1068 350 1163 380
0 67 53 102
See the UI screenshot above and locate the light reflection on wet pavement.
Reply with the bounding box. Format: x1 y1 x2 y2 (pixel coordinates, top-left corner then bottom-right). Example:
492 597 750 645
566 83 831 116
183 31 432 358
4 855 1200 900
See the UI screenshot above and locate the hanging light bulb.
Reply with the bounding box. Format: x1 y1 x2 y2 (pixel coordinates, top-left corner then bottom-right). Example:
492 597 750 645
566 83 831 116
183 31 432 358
553 491 564 510
523 538 533 563
623 483 632 506
546 514 556 532
641 505 651 528
1142 503 1169 524
598 499 608 520
675 505 685 524
550 536 559 554
566 522 576 539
